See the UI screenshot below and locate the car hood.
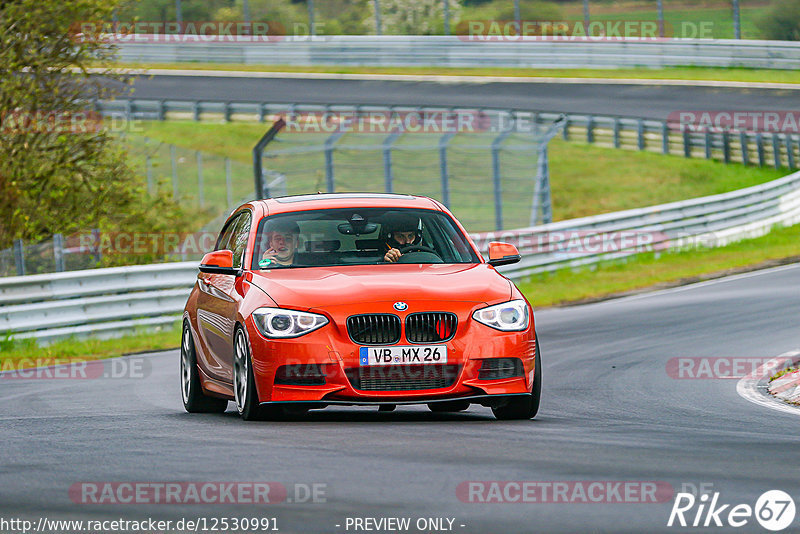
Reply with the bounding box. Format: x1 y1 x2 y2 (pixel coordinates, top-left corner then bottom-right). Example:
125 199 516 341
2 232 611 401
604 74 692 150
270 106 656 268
248 263 511 310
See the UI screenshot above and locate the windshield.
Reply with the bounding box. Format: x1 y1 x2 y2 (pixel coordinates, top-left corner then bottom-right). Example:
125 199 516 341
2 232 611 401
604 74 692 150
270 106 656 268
251 208 480 270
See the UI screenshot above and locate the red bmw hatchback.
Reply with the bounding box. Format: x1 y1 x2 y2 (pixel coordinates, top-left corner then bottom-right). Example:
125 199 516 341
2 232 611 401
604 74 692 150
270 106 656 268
182 193 541 420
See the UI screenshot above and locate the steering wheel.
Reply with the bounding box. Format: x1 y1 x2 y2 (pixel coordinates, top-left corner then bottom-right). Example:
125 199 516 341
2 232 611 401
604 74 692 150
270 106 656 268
399 244 439 256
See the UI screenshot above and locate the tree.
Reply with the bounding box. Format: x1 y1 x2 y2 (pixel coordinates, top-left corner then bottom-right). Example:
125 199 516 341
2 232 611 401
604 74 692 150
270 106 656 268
367 0 462 35
0 0 193 254
757 0 800 41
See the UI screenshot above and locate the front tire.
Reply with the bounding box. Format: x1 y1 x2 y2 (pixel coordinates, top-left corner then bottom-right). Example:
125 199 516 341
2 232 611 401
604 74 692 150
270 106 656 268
233 326 283 421
492 334 542 421
181 321 228 414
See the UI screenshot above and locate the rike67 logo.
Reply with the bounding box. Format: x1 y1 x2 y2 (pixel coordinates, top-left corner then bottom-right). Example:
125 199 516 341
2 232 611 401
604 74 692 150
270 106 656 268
668 490 796 531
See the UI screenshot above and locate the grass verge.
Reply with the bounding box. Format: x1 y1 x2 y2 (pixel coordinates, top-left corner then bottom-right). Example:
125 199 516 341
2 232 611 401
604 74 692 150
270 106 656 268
518 224 800 307
0 322 181 369
111 63 800 85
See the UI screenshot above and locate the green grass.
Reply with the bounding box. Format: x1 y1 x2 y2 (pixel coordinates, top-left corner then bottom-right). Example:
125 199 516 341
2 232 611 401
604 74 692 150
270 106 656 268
518 223 800 307
111 62 800 85
0 323 181 368
132 120 788 230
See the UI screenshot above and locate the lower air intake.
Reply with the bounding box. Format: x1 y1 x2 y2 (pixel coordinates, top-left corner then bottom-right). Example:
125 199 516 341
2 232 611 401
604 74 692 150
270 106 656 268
478 358 524 380
346 364 461 391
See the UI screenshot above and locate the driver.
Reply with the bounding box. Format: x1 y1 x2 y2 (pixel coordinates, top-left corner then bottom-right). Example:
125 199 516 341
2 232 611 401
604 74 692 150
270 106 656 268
259 220 300 268
382 213 422 263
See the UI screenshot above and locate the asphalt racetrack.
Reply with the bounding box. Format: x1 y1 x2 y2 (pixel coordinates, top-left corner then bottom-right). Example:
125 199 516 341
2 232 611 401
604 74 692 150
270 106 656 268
126 74 800 119
2 264 799 533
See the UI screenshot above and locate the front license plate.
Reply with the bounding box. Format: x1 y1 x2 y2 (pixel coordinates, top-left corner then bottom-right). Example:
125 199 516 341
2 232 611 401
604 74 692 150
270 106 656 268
359 345 448 366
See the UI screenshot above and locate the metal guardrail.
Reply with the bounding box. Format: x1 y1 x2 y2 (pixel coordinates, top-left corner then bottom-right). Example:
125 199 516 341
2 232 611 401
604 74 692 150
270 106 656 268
473 169 800 279
2 170 799 343
114 37 800 70
97 99 800 170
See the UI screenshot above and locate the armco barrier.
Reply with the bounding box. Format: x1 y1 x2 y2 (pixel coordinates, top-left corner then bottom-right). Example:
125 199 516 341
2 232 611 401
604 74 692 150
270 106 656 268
97 100 800 170
1 170 799 343
114 37 800 70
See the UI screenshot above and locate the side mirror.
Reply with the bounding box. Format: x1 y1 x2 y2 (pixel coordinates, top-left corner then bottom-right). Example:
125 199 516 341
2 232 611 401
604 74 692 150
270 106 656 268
487 242 521 267
199 250 241 275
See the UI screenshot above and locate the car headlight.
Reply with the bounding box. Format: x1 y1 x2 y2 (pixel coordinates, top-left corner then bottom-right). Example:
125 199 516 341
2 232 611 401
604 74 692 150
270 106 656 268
252 307 329 338
472 300 529 331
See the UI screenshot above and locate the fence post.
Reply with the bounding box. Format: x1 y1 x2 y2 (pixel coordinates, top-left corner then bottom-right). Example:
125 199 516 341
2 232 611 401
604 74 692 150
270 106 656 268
438 132 455 208
740 132 749 166
722 130 730 164
491 129 512 231
13 239 25 276
662 121 669 154
772 135 781 168
196 151 204 207
613 118 621 149
637 119 645 150
324 145 335 193
91 229 101 264
756 133 765 166
586 115 594 144
382 131 402 194
225 157 233 209
53 233 65 273
171 145 179 200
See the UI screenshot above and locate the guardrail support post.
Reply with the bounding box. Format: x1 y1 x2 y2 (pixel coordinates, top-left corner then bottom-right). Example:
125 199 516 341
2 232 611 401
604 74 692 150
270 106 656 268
662 122 669 154
562 117 570 141
586 116 594 144
637 119 645 151
13 239 25 276
740 132 749 166
786 135 795 169
704 131 712 159
193 101 200 121
53 234 65 273
756 134 765 166
224 101 231 123
683 130 691 158
613 118 621 149
258 103 266 123
158 100 166 121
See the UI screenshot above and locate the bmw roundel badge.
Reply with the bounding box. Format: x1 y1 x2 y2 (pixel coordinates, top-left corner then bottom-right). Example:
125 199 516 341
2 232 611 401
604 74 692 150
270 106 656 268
393 302 408 311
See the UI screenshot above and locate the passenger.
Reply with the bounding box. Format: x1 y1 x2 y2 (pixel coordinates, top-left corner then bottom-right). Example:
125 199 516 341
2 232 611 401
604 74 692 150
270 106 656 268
259 220 300 268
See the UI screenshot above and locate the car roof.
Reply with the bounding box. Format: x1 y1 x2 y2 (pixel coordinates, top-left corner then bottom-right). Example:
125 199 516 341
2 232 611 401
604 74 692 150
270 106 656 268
247 193 444 216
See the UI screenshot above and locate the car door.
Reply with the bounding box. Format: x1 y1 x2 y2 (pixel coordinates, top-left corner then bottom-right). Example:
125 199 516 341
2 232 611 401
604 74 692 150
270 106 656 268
195 211 251 383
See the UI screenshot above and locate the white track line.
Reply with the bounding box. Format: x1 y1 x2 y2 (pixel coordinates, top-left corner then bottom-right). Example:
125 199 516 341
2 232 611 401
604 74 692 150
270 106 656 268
737 350 800 416
90 67 800 90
